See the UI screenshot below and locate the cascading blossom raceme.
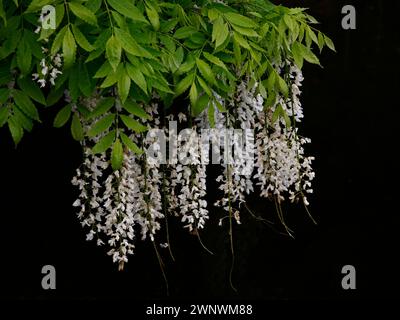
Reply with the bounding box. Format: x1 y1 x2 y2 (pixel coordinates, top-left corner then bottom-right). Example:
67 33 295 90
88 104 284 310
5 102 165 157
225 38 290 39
213 81 263 225
254 64 315 206
174 130 209 232
72 100 166 269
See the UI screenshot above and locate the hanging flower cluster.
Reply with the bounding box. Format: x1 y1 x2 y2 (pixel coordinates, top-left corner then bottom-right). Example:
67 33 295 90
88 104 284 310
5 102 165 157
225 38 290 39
0 1 334 282
32 50 63 87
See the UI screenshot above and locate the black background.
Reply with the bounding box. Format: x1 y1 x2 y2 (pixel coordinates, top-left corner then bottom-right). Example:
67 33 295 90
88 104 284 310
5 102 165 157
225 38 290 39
0 0 399 303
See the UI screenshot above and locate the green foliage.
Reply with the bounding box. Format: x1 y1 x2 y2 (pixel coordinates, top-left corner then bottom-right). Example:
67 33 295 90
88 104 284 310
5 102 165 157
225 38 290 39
71 113 84 141
120 131 143 155
53 104 71 128
0 0 334 164
92 130 115 154
111 137 123 170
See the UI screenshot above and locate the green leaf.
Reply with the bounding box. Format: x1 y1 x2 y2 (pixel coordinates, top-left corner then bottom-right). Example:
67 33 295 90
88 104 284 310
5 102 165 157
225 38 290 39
71 113 84 141
299 42 320 65
93 28 112 49
92 130 115 154
324 34 336 52
233 36 241 66
159 34 175 52
17 33 32 74
0 106 9 127
283 14 294 31
173 47 184 68
214 98 226 112
196 76 212 96
233 32 250 49
189 82 198 107
8 116 23 146
265 90 276 108
126 63 147 94
94 61 112 78
13 106 33 132
118 67 131 103
317 32 324 52
114 28 152 58
174 26 197 39
0 0 6 26
189 31 205 45
120 115 147 133
265 71 276 91
88 114 115 137
271 104 281 124
305 26 312 48
145 2 159 31
203 52 229 72
53 104 71 128
208 8 219 21
78 62 92 97
272 104 291 127
149 77 174 94
100 68 120 88
86 0 102 13
63 27 77 69
71 24 94 51
85 28 111 63
258 81 267 98
17 77 46 105
176 59 195 75
12 90 39 120
120 131 143 155
224 12 257 28
123 99 150 120
292 42 304 69
192 94 209 116
212 17 229 48
256 60 269 79
86 47 106 62
196 58 216 85
89 97 115 119
277 75 289 98
76 104 91 119
51 25 67 55
26 0 53 13
282 108 291 128
69 2 97 26
174 72 195 96
0 29 21 60
111 10 126 29
23 30 43 59
46 87 64 107
249 40 267 54
106 35 121 71
160 18 178 33
230 24 259 37
107 0 148 24
307 26 318 45
249 11 262 18
111 138 123 170
68 65 79 102
0 88 8 104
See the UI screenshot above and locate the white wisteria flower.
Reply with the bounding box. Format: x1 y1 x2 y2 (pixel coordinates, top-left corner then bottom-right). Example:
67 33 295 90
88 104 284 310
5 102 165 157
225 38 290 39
32 53 63 88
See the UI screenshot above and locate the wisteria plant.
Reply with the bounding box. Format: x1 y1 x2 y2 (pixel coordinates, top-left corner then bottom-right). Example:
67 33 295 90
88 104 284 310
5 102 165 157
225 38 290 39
0 0 334 290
